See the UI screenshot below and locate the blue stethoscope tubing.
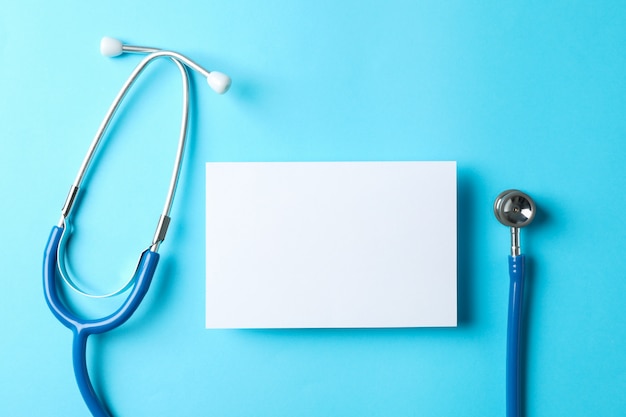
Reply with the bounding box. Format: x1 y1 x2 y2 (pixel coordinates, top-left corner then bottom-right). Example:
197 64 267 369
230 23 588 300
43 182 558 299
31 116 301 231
507 255 524 417
44 225 159 417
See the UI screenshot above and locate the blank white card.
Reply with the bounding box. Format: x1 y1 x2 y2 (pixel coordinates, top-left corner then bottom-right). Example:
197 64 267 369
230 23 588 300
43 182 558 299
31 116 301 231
206 162 457 328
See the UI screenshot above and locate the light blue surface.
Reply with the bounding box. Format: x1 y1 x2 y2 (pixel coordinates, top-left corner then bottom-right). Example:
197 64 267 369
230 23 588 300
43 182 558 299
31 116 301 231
1 1 625 416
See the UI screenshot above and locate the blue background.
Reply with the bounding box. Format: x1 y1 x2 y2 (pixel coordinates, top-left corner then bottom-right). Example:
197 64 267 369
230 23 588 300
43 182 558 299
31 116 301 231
1 1 625 416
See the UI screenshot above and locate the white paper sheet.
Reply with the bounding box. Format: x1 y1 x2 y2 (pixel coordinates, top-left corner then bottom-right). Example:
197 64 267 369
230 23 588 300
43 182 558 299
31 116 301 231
206 161 457 328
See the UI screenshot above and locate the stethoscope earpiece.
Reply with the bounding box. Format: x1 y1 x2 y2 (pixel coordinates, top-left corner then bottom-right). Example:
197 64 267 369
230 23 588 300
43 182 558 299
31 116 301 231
494 189 536 229
100 36 123 57
206 71 232 94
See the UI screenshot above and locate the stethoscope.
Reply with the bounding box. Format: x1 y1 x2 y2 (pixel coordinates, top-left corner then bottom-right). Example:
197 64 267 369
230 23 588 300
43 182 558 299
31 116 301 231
42 37 537 417
494 190 536 417
43 37 230 417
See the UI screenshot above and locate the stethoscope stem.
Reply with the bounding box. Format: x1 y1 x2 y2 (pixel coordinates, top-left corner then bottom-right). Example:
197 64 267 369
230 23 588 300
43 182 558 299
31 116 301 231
510 227 521 257
506 255 525 417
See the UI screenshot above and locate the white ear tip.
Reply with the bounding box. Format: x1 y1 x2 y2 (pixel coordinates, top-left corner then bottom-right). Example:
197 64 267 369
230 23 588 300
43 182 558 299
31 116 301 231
100 37 123 57
206 71 231 94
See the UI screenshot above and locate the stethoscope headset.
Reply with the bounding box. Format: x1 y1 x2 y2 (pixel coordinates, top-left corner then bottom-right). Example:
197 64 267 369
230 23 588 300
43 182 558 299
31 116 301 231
43 37 230 417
